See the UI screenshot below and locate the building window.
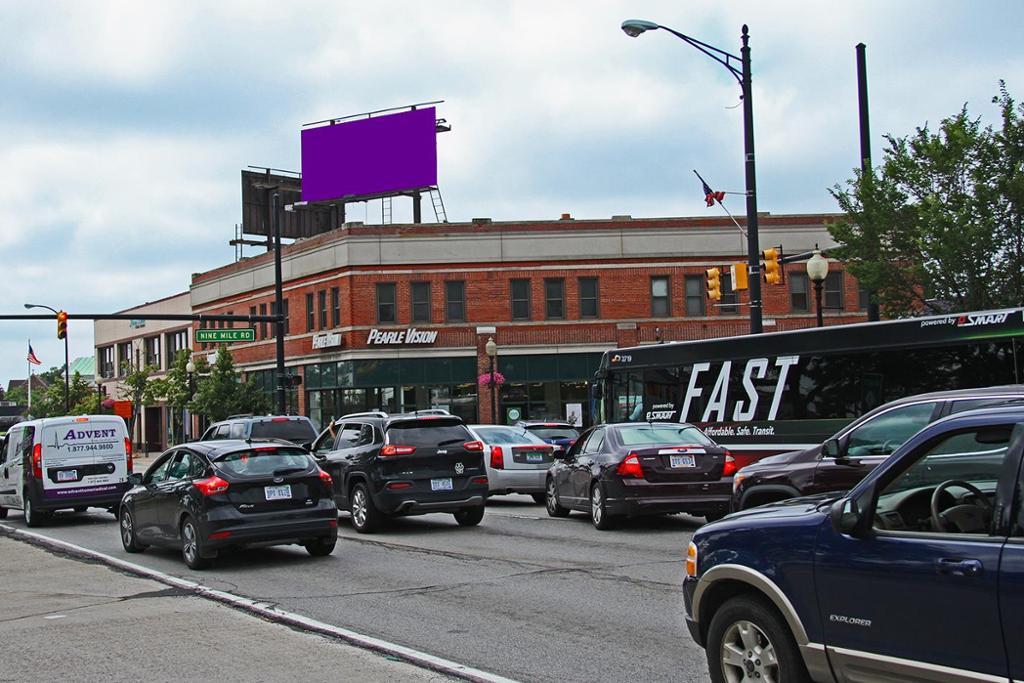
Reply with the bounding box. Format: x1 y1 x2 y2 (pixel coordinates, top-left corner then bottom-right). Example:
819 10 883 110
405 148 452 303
144 336 160 369
651 276 670 317
790 272 810 312
330 287 340 327
825 271 844 310
720 274 738 315
259 303 268 339
684 276 704 316
306 293 315 332
377 283 397 323
858 286 870 310
117 342 131 376
269 299 289 336
578 277 598 318
281 298 290 335
445 281 466 322
99 346 115 379
318 290 327 330
510 279 531 320
225 310 233 328
165 329 188 368
545 278 565 319
411 282 431 323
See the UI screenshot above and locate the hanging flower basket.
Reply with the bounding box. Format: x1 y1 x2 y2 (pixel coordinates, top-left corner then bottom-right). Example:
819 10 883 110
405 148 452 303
477 371 506 387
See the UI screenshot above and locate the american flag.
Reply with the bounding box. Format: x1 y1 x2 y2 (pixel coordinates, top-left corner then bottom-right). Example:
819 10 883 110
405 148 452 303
702 179 726 207
27 344 41 366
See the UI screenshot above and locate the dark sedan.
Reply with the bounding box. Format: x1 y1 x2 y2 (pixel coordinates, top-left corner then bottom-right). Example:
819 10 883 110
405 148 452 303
119 440 338 569
545 422 735 529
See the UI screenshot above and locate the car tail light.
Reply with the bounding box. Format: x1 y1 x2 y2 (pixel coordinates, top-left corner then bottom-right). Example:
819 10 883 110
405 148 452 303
328 519 338 528
253 446 278 452
209 531 232 541
616 452 644 478
463 440 483 452
722 452 737 477
381 445 416 456
194 475 230 496
386 481 413 490
318 469 333 487
686 542 698 577
471 476 489 485
32 443 42 480
490 446 504 470
272 417 290 422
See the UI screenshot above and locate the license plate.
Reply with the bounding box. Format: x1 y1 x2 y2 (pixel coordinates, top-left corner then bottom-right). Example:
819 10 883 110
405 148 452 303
58 469 77 482
669 455 696 468
525 453 545 463
265 484 292 501
431 478 453 491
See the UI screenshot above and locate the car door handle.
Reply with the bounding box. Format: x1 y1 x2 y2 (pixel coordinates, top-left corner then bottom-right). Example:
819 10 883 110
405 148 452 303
935 558 983 576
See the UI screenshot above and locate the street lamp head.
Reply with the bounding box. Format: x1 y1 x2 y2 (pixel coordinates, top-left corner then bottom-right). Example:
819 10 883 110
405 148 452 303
621 19 660 37
24 303 38 310
185 360 196 374
485 337 497 357
806 248 830 283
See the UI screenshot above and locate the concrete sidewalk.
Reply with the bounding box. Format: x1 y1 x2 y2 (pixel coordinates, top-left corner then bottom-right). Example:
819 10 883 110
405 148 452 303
0 535 449 683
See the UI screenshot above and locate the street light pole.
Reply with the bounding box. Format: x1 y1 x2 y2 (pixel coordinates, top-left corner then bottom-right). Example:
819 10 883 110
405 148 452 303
485 337 497 425
806 247 830 328
622 20 763 334
24 303 69 411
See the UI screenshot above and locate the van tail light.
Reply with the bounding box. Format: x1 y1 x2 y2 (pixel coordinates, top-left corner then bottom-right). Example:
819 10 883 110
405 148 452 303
318 469 333 488
32 443 42 480
616 452 644 479
722 452 737 477
125 437 133 473
463 440 484 452
380 445 416 456
194 475 230 496
471 476 489 485
490 446 505 470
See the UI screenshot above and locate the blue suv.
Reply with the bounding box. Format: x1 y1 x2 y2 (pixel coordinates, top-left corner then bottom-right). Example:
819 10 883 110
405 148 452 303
683 406 1024 682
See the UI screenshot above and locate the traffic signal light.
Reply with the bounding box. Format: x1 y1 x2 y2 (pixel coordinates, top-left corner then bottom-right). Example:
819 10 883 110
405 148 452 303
56 310 68 340
706 268 722 301
730 263 749 291
762 247 782 285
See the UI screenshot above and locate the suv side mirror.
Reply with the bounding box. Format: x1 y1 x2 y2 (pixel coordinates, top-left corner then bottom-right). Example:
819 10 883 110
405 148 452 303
830 490 873 537
822 437 844 459
128 473 143 487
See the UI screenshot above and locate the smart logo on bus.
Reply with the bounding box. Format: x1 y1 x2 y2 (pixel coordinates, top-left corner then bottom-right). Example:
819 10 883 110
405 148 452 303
678 356 800 425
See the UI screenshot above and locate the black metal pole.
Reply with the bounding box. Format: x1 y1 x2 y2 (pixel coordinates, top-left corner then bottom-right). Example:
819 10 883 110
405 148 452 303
64 335 70 412
489 356 496 425
814 281 824 327
413 191 422 224
741 25 763 335
856 42 880 322
272 191 287 414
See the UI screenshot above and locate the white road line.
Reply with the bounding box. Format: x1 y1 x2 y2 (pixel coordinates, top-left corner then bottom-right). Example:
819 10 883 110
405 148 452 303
0 523 521 683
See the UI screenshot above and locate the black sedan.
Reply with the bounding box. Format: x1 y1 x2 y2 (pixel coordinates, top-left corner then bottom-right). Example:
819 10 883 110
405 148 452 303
545 422 735 529
119 440 338 569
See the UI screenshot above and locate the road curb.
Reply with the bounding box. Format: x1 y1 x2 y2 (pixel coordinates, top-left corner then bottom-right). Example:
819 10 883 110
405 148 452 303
0 523 521 683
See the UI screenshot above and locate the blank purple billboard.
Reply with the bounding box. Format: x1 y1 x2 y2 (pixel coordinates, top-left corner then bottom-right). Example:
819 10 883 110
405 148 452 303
301 107 438 203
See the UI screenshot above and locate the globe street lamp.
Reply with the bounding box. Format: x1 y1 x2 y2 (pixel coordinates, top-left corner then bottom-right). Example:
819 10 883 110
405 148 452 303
806 247 830 327
485 337 498 425
24 302 70 412
621 20 764 334
185 359 197 440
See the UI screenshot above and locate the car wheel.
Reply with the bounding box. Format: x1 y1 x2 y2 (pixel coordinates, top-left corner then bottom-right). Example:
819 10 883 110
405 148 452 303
545 477 570 518
119 507 148 553
181 516 213 570
706 595 810 683
23 492 47 528
453 506 485 527
304 536 337 556
350 482 382 534
530 493 546 505
590 483 617 530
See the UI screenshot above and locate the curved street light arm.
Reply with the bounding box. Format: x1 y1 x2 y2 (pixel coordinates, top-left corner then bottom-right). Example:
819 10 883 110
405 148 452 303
658 25 743 86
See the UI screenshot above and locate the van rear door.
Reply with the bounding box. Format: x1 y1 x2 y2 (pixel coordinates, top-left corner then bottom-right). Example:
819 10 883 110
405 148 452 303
39 417 129 503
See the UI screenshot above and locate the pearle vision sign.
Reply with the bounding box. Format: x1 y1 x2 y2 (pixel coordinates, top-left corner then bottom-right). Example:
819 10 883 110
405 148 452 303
367 328 438 345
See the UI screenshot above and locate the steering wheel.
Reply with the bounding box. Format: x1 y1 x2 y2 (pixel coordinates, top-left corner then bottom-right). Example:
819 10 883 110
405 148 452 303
930 480 993 533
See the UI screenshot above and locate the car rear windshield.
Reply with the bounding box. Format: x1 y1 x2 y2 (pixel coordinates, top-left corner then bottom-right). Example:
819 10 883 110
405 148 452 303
249 420 317 442
525 426 579 441
387 420 472 447
617 425 716 448
474 427 547 445
215 448 312 476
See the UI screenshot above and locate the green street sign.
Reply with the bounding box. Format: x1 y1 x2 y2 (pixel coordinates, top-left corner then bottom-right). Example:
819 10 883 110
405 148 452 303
195 328 256 343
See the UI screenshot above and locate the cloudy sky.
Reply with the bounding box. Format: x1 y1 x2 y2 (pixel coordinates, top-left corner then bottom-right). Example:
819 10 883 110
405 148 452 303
1 0 1021 386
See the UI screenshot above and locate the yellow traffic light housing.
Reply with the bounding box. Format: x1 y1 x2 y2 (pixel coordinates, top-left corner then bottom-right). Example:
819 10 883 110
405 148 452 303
730 263 749 291
762 247 782 286
706 267 722 301
56 310 68 340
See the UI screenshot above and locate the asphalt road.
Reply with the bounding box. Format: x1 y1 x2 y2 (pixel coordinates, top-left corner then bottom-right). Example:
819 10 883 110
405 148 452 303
1 496 711 682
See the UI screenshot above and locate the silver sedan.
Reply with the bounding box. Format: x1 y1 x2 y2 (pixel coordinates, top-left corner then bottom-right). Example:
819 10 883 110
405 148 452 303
467 425 555 503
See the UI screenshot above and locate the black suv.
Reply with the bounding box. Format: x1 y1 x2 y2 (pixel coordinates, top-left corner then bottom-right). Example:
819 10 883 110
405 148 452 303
732 385 1024 511
200 415 318 447
311 413 488 533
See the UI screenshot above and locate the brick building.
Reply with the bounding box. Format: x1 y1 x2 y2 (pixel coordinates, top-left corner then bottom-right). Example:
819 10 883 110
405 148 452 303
189 213 868 428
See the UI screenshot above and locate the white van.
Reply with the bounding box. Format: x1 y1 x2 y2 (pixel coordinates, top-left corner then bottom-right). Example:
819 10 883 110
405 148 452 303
0 415 132 527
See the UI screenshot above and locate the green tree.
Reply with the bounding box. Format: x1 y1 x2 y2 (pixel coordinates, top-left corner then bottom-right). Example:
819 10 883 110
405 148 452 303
119 362 161 446
31 371 95 418
829 84 1024 316
5 384 27 408
191 346 270 424
151 349 208 444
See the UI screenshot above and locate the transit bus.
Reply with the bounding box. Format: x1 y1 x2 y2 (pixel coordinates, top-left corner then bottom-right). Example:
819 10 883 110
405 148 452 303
592 307 1024 467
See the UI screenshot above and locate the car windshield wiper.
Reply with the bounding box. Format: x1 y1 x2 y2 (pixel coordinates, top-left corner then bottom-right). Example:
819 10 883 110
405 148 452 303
436 438 466 447
273 466 307 476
